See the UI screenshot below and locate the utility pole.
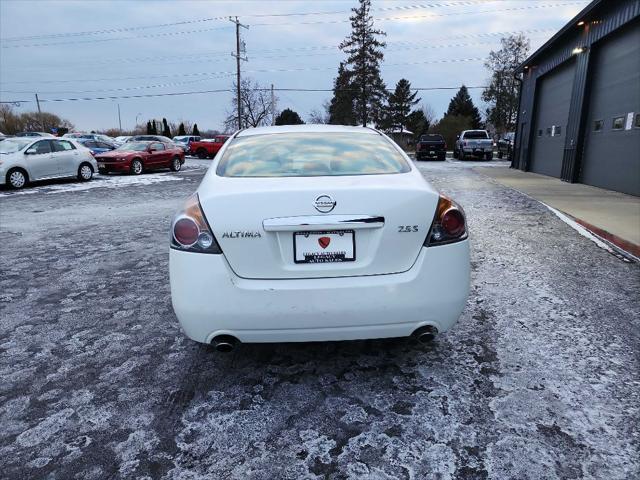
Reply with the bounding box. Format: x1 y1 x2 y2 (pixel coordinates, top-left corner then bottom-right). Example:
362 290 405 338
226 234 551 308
229 16 248 130
117 103 122 132
35 93 45 132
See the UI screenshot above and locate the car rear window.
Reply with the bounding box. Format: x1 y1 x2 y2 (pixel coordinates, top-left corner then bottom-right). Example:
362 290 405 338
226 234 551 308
216 133 411 177
420 134 443 141
463 131 489 139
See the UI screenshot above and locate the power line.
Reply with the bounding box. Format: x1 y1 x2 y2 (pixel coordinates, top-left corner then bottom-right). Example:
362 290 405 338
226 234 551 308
0 2 586 49
0 1 504 42
0 85 490 105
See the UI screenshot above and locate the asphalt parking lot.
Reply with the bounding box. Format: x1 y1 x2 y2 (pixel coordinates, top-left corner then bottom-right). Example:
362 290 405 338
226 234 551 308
1 157 638 479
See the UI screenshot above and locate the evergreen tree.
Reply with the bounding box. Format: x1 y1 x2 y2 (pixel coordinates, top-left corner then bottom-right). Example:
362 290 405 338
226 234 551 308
381 79 420 131
192 123 200 136
339 0 387 126
275 108 305 126
328 62 356 125
162 118 171 137
446 86 482 129
178 122 186 136
151 121 158 135
146 121 152 135
406 109 430 139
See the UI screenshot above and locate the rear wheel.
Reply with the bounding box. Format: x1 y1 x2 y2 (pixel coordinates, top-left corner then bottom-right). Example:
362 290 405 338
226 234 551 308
498 151 503 159
78 163 93 181
197 148 207 159
453 149 459 159
7 168 28 189
130 158 143 175
459 150 466 161
170 156 182 172
485 152 493 161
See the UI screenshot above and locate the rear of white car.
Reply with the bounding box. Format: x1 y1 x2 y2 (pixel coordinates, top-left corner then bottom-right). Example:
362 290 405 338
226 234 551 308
170 125 469 348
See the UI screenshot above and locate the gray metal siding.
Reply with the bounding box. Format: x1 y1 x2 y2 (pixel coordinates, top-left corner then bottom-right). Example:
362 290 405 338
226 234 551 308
580 21 640 196
529 59 576 178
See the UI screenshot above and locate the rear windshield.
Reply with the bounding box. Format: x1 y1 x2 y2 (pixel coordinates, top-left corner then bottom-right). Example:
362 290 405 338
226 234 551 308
420 134 443 141
117 142 149 151
463 131 489 139
216 133 410 177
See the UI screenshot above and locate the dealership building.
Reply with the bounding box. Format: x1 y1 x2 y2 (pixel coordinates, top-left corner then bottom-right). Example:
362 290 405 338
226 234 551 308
512 0 640 196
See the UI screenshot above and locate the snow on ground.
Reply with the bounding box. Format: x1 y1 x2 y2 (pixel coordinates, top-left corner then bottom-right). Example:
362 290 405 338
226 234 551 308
0 159 638 479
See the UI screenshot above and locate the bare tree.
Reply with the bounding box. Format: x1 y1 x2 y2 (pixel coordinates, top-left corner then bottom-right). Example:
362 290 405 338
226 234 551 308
224 78 276 131
308 101 331 124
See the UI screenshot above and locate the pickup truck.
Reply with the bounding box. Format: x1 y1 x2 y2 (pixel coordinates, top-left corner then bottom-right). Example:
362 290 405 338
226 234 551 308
189 135 230 159
454 130 493 160
415 134 446 161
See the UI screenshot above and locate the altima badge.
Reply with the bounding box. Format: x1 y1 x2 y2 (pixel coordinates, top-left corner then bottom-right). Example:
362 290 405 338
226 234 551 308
313 194 336 213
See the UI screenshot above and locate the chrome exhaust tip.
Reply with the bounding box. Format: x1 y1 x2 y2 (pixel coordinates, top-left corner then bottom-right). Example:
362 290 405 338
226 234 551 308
211 335 239 353
412 325 438 344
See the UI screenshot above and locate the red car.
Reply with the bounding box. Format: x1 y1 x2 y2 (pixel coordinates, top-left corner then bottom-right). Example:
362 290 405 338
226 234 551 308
189 135 230 159
95 141 185 175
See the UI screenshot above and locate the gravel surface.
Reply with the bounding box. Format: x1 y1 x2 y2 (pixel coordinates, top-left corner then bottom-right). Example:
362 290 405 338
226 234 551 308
1 158 638 479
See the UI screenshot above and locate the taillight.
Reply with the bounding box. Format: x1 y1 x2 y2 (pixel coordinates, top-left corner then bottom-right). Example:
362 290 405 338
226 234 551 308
416 143 421 151
425 194 468 246
170 193 222 253
444 142 447 149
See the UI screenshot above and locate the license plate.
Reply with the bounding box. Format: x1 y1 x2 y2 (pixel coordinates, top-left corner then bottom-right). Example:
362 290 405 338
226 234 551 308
429 151 435 154
294 230 355 264
98 162 106 167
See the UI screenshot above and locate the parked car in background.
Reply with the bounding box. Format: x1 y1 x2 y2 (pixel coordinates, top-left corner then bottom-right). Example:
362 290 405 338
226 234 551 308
0 137 97 189
113 135 131 146
496 132 515 160
189 135 230 159
170 125 469 349
94 141 184 175
15 132 55 138
415 134 447 161
124 135 174 145
454 130 493 160
76 138 117 155
63 132 115 143
173 135 201 154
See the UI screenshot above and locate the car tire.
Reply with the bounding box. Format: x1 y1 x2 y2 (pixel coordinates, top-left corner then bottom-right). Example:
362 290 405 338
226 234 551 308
170 156 182 172
486 152 493 161
438 154 446 161
498 151 503 159
78 163 93 181
459 150 465 161
130 158 143 175
7 168 28 189
197 149 207 159
453 149 459 159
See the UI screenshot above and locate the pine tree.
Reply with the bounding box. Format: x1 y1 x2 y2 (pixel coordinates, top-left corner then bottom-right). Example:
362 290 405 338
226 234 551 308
381 79 420 131
146 121 152 135
150 121 158 135
406 109 430 139
275 108 305 126
328 63 357 125
192 123 200 136
339 0 387 126
178 122 186 136
446 86 482 129
162 118 171 137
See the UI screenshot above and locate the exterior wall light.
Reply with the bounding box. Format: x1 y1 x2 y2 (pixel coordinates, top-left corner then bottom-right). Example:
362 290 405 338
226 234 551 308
572 46 586 54
577 21 585 26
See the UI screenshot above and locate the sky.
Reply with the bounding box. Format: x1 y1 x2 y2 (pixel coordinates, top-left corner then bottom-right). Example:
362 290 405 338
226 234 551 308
0 0 589 133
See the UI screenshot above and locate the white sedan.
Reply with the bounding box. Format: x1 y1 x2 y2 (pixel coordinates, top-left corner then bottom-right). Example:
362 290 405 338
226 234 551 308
0 137 98 189
169 125 470 351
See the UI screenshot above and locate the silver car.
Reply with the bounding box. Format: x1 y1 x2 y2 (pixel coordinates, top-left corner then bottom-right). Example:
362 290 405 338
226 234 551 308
0 137 98 189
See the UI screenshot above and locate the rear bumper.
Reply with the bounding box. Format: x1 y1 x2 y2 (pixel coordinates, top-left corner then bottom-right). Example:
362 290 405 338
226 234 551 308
170 241 470 343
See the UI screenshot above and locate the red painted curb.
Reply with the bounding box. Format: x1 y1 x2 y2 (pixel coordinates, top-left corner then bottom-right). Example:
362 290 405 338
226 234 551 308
574 218 640 258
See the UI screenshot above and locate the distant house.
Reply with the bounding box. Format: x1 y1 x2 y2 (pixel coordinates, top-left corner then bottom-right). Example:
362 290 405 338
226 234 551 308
388 128 414 150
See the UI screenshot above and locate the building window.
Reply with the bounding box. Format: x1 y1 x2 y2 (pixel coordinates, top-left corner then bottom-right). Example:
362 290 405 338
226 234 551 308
537 129 543 137
593 119 603 132
635 113 640 128
546 127 552 136
612 116 625 130
555 126 562 136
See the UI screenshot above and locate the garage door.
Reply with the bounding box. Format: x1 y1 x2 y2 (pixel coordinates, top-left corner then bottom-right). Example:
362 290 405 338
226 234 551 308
529 59 576 178
580 22 640 196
